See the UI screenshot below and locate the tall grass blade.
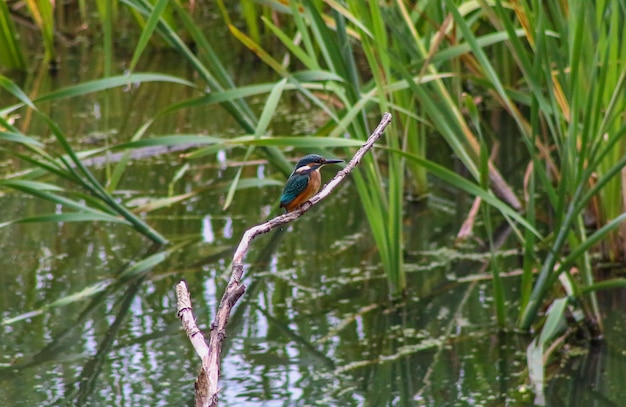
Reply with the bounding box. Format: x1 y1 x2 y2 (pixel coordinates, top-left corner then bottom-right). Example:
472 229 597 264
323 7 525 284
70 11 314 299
127 0 170 72
24 0 56 64
0 1 26 69
223 78 287 210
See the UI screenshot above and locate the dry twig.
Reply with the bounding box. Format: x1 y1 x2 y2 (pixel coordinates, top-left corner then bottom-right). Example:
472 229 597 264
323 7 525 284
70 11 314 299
176 113 392 407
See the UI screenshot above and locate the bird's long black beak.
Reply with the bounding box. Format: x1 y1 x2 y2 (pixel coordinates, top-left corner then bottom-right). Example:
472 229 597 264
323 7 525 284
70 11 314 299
323 158 344 165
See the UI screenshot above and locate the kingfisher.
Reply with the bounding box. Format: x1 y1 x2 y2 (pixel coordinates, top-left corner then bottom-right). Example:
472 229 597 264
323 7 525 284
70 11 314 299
279 154 343 212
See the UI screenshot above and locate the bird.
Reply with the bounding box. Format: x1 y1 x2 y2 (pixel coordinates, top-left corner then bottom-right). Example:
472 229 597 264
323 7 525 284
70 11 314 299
279 154 343 212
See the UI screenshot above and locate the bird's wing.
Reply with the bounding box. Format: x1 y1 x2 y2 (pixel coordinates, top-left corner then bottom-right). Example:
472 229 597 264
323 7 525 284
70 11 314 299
280 175 309 207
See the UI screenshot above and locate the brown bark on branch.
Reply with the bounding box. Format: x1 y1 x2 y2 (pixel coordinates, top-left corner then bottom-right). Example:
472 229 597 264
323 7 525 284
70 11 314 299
176 113 392 407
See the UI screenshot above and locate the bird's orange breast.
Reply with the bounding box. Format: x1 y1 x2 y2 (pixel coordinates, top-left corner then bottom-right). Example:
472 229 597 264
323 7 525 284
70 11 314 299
283 170 321 212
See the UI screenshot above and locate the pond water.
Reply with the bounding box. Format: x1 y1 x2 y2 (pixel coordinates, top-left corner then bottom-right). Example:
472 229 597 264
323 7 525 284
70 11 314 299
1 19 626 407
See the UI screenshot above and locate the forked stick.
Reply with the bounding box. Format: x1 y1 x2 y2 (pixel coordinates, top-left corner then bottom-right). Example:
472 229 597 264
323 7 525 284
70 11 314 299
176 113 392 407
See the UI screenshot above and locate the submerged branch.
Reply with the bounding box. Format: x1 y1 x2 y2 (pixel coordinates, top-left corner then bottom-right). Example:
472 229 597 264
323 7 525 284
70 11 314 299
176 113 392 406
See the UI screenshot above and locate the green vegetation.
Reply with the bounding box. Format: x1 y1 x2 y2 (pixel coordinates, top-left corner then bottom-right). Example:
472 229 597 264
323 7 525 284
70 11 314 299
2 0 626 368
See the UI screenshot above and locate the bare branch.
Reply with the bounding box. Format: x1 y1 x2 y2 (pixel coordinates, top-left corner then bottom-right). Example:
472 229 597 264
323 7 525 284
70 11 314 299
178 113 392 406
175 281 213 407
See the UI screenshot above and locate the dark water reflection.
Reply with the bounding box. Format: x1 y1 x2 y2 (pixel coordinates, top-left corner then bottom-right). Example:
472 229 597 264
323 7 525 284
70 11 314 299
1 49 626 407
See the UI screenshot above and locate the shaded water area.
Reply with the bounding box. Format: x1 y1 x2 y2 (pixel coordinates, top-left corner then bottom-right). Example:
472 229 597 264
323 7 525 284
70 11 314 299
2 29 626 407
